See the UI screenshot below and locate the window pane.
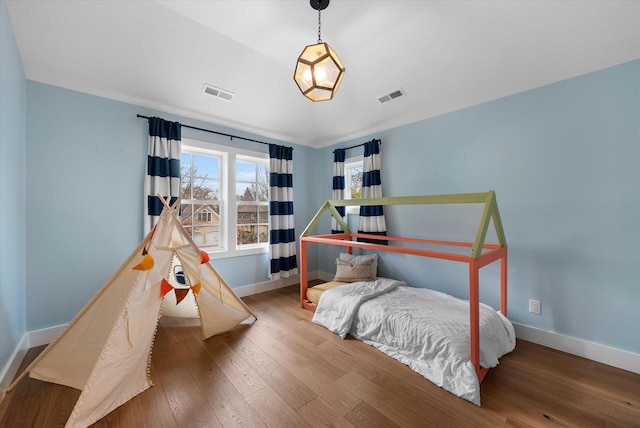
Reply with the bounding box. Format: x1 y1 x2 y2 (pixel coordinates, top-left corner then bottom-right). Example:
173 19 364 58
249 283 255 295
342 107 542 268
236 160 256 201
180 203 222 248
181 153 220 201
180 154 192 199
236 161 255 181
237 182 256 201
237 225 258 245
192 178 219 200
258 205 268 223
193 155 219 178
193 228 220 248
257 165 269 201
237 205 257 224
187 203 221 249
181 154 192 174
180 204 193 227
350 166 363 199
258 225 269 243
236 160 269 202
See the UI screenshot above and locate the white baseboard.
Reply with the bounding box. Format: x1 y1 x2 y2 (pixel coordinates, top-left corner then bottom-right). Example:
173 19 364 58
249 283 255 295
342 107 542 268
513 322 640 374
233 275 299 297
0 334 29 402
233 270 327 297
28 324 67 348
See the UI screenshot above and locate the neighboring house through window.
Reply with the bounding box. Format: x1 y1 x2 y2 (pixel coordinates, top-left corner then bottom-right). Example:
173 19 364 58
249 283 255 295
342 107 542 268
180 139 269 259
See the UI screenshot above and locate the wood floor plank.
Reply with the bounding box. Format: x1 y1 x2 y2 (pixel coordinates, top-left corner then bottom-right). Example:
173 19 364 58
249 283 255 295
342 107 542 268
338 370 480 428
167 328 226 389
153 343 223 427
198 335 268 398
344 401 401 428
2 284 639 428
251 300 327 348
298 397 356 428
246 385 313 428
241 323 361 416
202 377 266 428
222 330 316 410
318 339 506 427
482 349 640 427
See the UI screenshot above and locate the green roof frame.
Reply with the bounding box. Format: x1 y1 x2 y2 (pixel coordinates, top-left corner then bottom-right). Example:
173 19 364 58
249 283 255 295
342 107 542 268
301 190 506 259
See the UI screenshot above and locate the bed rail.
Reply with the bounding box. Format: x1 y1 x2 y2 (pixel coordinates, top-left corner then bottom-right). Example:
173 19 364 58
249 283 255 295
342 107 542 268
299 190 507 382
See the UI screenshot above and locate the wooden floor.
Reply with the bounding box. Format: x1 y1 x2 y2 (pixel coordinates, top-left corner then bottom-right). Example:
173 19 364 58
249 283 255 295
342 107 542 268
1 283 639 428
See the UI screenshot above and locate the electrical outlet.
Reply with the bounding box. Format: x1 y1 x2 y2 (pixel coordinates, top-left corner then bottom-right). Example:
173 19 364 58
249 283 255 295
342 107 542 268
529 299 541 315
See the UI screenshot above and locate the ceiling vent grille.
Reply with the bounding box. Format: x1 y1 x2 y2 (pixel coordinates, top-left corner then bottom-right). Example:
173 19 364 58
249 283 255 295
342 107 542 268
203 84 234 102
377 88 406 105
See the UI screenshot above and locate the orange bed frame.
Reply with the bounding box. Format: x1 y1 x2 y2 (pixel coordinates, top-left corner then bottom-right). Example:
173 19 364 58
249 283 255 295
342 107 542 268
299 191 507 382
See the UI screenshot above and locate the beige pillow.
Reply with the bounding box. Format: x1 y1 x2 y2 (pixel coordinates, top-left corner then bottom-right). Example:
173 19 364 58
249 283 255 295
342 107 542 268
339 252 378 278
334 258 376 282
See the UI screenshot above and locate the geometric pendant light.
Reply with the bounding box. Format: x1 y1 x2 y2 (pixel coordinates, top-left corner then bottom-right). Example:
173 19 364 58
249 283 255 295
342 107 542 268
294 0 345 101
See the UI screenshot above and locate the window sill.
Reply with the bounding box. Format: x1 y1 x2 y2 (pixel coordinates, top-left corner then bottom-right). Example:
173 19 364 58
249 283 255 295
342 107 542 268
206 246 268 260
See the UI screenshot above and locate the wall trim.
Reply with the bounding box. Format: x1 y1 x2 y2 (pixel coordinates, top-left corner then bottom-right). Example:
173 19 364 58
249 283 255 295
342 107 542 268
28 324 67 348
0 334 28 403
234 272 306 297
513 322 640 374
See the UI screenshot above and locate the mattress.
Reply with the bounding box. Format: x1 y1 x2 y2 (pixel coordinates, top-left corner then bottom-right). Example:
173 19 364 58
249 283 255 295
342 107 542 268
306 280 348 305
311 278 516 405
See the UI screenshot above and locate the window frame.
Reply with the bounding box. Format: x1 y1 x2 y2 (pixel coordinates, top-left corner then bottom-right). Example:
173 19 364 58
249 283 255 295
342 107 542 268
181 138 269 260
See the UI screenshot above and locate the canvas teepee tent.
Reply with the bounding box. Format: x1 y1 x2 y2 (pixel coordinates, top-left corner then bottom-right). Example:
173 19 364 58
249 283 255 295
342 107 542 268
8 197 256 428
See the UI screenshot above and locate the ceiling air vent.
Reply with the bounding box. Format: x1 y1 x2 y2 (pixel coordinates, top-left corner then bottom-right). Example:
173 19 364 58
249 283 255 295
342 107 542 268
202 84 234 102
377 88 406 105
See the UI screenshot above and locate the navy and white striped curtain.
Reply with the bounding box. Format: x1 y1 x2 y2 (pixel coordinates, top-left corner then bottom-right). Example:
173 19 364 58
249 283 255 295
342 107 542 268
144 117 181 233
331 148 346 233
269 144 298 279
358 139 387 244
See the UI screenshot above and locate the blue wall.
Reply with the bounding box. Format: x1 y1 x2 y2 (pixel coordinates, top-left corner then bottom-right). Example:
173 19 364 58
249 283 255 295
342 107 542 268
316 60 640 354
25 81 317 331
0 0 27 378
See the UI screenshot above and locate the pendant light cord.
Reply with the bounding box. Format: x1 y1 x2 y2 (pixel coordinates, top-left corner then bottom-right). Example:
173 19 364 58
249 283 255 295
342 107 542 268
317 1 322 43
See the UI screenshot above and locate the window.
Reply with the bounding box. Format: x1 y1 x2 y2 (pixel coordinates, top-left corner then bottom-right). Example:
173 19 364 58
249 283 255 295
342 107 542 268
236 158 269 247
180 139 269 258
197 210 212 222
344 157 363 214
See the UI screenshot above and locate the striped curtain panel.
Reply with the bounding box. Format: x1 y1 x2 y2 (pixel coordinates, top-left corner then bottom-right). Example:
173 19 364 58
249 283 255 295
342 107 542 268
331 148 346 234
358 139 387 244
269 144 298 279
144 117 181 234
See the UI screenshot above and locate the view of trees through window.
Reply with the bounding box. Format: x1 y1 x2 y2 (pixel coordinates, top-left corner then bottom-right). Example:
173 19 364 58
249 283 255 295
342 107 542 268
236 160 269 246
180 153 222 249
347 163 363 199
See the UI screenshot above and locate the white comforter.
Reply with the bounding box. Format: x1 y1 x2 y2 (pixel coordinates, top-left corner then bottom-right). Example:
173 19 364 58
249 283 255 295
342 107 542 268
312 278 516 405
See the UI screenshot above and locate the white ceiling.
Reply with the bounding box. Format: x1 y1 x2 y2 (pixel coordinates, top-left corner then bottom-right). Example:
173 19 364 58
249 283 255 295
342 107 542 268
6 0 640 148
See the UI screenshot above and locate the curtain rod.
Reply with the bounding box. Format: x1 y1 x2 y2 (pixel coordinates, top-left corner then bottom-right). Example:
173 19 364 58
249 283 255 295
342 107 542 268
333 138 381 153
137 114 271 147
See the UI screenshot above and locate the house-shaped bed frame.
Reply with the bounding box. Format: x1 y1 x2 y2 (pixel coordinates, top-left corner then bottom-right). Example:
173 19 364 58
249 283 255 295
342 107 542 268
299 190 508 382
